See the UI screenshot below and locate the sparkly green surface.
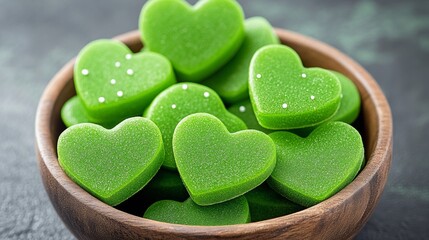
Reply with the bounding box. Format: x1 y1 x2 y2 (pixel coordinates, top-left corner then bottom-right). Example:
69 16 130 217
245 183 304 222
268 122 364 207
288 71 362 137
249 45 341 129
228 99 272 134
144 83 247 170
202 17 279 103
57 117 165 206
144 196 250 226
173 113 276 206
61 96 119 129
330 71 361 123
74 39 175 122
139 0 244 82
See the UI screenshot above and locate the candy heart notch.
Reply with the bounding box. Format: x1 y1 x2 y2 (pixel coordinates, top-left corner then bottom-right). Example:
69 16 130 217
74 39 175 122
249 45 342 129
144 197 250 226
139 0 244 82
173 113 276 206
268 122 364 207
57 117 165 206
144 83 247 170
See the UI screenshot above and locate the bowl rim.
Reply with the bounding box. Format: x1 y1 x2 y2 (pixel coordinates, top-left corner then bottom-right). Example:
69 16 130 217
35 28 392 236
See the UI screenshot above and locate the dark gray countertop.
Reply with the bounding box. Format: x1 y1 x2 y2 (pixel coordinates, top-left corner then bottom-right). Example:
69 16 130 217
1 0 428 239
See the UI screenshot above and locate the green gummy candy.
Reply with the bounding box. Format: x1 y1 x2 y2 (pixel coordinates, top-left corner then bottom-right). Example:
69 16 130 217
74 39 175 122
116 169 188 216
61 96 119 129
144 83 247 170
268 122 364 207
144 196 250 226
143 169 189 202
245 183 304 222
330 71 361 124
288 71 362 137
139 0 245 82
57 117 165 206
173 113 276 206
228 99 272 134
249 45 342 129
202 17 279 103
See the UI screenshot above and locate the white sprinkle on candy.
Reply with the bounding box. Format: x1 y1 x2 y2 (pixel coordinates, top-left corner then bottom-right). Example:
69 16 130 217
282 103 288 109
82 69 89 75
182 84 188 90
127 69 134 75
110 79 116 85
171 104 177 109
239 106 246 113
115 61 121 67
117 91 123 97
98 97 105 103
125 54 132 60
311 95 315 100
301 73 307 78
204 92 210 98
256 74 262 79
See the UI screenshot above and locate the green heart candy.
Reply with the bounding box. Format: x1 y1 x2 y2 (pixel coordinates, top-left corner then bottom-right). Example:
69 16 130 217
139 0 244 82
202 17 279 103
249 45 342 129
245 183 304 222
144 197 250 226
268 122 364 207
144 83 247 170
61 96 119 129
288 70 362 137
57 117 165 206
74 39 175 122
173 113 276 206
330 71 361 124
116 169 188 216
228 99 272 134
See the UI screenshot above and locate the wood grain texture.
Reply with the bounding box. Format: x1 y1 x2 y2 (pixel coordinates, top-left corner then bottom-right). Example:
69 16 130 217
35 29 392 240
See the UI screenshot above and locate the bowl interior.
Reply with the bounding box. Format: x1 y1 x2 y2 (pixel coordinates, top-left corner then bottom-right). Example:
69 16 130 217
35 29 392 239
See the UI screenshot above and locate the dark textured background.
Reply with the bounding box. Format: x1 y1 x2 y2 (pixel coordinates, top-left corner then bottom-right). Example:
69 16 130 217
1 0 428 239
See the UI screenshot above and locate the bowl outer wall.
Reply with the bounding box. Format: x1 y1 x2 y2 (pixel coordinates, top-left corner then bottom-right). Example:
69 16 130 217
35 29 392 240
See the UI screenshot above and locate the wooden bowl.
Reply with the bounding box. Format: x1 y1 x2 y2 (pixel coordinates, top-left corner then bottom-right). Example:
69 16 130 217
35 29 392 240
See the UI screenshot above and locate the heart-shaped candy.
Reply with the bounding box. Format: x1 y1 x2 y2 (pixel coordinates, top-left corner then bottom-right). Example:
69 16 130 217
173 113 276 206
268 122 364 207
57 117 165 206
144 197 250 226
144 83 247 170
61 96 119 129
330 71 361 124
245 183 304 222
116 169 188 216
249 45 342 129
139 0 244 82
202 17 279 103
74 39 175 122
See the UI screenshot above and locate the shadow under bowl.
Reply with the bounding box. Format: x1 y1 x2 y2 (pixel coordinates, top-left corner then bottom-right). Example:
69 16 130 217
35 29 392 240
